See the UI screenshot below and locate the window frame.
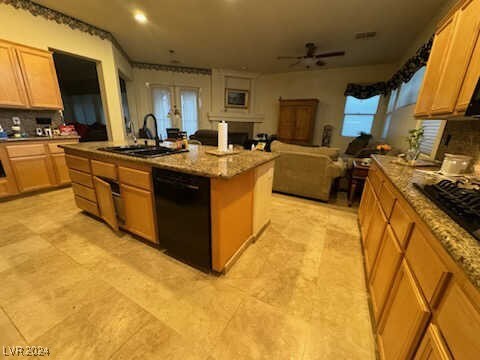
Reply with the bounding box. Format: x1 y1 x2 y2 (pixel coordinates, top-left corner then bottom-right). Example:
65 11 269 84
341 95 380 138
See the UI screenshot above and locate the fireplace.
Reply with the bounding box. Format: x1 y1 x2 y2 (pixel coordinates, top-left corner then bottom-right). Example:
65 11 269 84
226 121 254 138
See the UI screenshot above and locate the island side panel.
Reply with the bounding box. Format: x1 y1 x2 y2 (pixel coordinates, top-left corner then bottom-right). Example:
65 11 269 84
211 169 254 272
253 160 274 237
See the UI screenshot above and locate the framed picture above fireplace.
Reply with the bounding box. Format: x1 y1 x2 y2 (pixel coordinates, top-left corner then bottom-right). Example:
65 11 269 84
225 88 249 109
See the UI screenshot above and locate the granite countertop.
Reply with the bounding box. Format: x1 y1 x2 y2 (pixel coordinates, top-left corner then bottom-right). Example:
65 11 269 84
373 155 480 289
0 135 80 143
61 140 278 179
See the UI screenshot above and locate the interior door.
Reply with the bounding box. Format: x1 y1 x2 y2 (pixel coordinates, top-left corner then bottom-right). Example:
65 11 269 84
93 176 118 231
0 40 28 108
431 0 480 115
415 13 459 117
16 46 63 109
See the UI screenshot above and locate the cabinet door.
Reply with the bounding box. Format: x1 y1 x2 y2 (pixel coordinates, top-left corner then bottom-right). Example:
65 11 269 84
277 106 296 141
51 153 71 185
378 261 430 360
415 14 459 117
120 184 156 243
10 155 55 192
415 324 452 360
359 179 373 229
369 226 403 321
364 198 388 274
94 176 119 231
16 46 63 109
457 26 480 111
294 106 314 143
0 40 28 108
431 0 480 115
436 281 480 359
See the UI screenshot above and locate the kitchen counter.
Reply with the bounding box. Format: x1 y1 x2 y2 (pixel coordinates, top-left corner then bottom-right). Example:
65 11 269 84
0 135 80 142
61 140 278 179
373 155 480 289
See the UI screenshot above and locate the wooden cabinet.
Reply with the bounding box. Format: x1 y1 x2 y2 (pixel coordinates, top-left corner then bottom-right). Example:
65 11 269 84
369 226 403 321
16 46 62 110
120 184 156 243
0 38 62 110
0 40 28 108
415 14 458 117
358 178 374 237
364 198 388 274
94 176 119 231
431 0 480 115
389 200 414 249
277 99 318 145
456 23 480 111
415 324 452 360
378 260 431 360
436 281 480 359
51 153 71 185
10 155 55 192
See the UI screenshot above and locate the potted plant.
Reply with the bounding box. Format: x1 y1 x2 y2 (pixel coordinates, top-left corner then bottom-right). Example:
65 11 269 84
406 127 424 163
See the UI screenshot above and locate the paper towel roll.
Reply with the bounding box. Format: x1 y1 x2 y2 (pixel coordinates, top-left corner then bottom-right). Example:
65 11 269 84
218 121 228 152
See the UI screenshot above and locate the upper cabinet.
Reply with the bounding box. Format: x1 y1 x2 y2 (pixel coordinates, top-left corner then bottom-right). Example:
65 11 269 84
0 40 29 108
0 39 63 110
415 0 480 118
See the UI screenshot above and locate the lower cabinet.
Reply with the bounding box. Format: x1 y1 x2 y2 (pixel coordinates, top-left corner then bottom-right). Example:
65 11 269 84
51 153 71 184
94 176 119 231
377 260 430 360
364 198 388 274
414 324 452 360
10 155 55 192
120 183 156 243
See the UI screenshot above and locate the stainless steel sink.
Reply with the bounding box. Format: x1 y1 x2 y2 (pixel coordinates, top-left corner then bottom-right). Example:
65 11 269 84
98 145 188 158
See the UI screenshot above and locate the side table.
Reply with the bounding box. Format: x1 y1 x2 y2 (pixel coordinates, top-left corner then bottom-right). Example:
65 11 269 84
348 159 370 207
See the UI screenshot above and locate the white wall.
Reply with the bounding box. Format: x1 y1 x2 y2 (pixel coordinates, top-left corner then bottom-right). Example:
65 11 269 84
0 3 129 141
254 64 396 150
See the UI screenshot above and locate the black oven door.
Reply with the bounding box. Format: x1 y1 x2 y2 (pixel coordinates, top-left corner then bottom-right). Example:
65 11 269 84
466 77 480 117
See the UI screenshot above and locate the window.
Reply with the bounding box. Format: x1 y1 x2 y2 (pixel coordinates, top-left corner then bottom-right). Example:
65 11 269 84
341 95 380 137
152 86 200 138
419 120 445 158
152 87 172 138
381 88 398 139
396 66 426 108
180 88 199 136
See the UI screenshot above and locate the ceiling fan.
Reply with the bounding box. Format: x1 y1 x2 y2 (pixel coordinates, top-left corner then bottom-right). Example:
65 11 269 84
277 42 345 69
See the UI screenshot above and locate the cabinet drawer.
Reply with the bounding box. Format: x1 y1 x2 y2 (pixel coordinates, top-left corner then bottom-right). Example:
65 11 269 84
69 169 93 188
406 227 451 306
6 143 46 157
72 183 96 202
91 160 117 180
390 200 414 249
65 154 90 173
378 180 396 219
74 195 99 217
436 281 480 359
48 141 76 154
118 166 151 190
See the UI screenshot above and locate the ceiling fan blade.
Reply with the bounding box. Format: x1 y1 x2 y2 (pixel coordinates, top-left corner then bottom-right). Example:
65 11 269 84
315 51 346 58
277 56 302 60
316 60 326 66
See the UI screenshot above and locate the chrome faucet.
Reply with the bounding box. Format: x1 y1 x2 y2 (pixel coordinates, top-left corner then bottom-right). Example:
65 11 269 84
142 113 161 147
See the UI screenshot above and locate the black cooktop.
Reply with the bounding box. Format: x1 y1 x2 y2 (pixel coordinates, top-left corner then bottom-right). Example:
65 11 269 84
414 179 480 241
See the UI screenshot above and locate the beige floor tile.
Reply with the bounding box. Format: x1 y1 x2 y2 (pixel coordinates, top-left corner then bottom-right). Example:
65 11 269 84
211 297 308 359
0 235 53 273
0 307 25 345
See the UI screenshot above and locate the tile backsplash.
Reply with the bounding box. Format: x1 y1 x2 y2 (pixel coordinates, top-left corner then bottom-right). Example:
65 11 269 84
0 109 62 136
436 120 480 162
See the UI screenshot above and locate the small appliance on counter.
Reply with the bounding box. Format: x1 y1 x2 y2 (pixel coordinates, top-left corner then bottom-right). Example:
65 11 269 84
440 153 473 176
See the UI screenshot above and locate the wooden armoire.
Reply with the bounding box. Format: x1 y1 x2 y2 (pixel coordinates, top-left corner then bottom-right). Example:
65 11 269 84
277 99 318 145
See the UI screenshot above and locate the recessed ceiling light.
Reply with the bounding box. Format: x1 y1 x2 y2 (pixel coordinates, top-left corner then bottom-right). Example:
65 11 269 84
134 12 147 24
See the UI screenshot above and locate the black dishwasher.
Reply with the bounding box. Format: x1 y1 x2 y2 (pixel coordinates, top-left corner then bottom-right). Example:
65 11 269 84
153 168 211 271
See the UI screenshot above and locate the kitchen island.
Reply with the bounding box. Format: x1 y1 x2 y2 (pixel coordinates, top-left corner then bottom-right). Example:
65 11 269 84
62 140 278 273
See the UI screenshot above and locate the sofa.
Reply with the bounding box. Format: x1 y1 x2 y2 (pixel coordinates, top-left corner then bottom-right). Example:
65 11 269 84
189 129 249 147
270 140 345 202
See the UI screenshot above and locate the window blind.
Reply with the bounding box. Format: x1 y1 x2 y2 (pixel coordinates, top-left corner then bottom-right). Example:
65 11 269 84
419 120 444 156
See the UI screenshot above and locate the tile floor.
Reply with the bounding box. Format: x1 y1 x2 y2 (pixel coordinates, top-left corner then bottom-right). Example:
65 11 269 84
0 188 375 359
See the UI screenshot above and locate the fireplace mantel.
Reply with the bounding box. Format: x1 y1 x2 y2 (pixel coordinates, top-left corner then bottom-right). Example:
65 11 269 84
207 112 264 123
